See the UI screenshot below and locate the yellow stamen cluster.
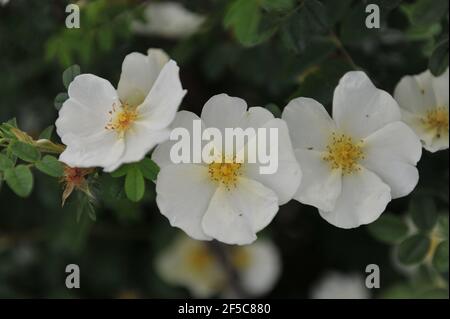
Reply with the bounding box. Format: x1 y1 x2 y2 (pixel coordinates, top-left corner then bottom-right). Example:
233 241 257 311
208 159 242 190
323 132 364 175
187 245 214 271
230 248 250 269
422 107 449 138
105 103 138 137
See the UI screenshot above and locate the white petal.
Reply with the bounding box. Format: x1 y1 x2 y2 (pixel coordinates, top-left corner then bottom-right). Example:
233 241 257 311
333 71 401 138
148 48 171 67
201 94 247 135
67 73 119 116
56 98 107 141
293 149 342 212
117 50 169 106
239 106 275 129
432 67 449 107
401 109 449 153
424 131 449 152
152 111 204 168
133 2 205 39
156 164 215 240
319 167 391 229
202 178 278 245
59 130 125 169
394 70 437 114
56 74 118 140
56 74 121 170
137 60 186 130
104 124 170 172
362 122 421 198
311 272 370 299
282 97 336 151
244 119 302 205
155 236 224 298
238 240 281 296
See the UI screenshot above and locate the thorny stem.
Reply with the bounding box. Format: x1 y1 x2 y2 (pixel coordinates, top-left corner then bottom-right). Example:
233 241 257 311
208 241 248 298
329 31 360 70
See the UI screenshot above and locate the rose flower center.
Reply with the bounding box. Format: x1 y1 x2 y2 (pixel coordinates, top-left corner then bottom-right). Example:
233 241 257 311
208 160 242 190
323 132 364 175
106 103 138 137
422 107 449 138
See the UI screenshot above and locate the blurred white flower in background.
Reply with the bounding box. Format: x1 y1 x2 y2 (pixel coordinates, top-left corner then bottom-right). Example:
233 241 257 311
132 2 205 39
0 0 10 7
394 68 449 152
283 71 422 229
56 49 186 172
310 272 370 299
152 94 302 245
155 235 281 298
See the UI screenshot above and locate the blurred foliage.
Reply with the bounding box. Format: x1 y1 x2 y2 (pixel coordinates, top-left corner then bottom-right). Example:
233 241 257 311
45 0 142 67
0 0 448 298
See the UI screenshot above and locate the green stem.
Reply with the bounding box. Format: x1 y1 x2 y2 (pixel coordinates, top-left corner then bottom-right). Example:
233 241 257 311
329 31 359 70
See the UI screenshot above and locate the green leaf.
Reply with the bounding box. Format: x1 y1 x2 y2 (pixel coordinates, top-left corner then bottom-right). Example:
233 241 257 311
290 60 351 105
401 0 449 27
35 155 64 177
398 234 431 265
1 119 20 140
54 92 69 111
381 283 418 299
429 39 449 76
405 23 441 41
409 195 438 231
39 125 54 140
98 27 113 51
303 0 329 32
76 194 97 223
125 166 145 202
9 141 41 163
415 288 449 299
98 174 125 202
62 64 81 89
340 2 371 45
437 214 449 239
325 0 352 25
138 158 160 181
224 0 275 47
6 118 18 128
4 165 34 197
433 240 449 274
87 203 97 221
0 153 14 171
281 1 329 53
261 0 294 12
110 163 132 178
368 214 409 244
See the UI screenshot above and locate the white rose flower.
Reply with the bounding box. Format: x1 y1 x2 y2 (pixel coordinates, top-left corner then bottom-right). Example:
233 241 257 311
282 71 422 228
152 94 302 245
156 235 281 298
310 272 370 299
132 2 205 39
56 49 186 172
394 68 449 152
